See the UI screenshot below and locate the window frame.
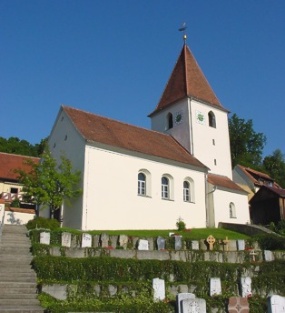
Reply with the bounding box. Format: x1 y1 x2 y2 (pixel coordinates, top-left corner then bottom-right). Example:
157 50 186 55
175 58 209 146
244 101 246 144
208 111 216 128
229 202 236 218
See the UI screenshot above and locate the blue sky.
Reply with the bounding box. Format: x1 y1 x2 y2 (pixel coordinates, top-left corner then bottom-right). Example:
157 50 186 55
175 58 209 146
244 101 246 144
1 1 284 157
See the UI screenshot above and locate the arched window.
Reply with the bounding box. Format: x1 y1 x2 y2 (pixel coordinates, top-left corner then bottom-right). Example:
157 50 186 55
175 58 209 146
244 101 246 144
167 113 173 129
229 202 236 218
183 177 194 202
183 181 190 202
138 169 151 197
138 173 146 196
208 111 216 128
161 177 169 199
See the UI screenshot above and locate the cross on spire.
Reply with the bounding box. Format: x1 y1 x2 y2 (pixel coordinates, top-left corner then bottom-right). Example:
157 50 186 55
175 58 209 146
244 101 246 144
178 22 187 44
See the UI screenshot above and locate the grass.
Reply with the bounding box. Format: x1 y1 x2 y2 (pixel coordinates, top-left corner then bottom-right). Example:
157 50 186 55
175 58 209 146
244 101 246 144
66 228 250 240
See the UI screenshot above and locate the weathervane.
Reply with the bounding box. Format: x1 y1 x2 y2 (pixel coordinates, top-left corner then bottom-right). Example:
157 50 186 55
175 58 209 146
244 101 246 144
178 22 187 44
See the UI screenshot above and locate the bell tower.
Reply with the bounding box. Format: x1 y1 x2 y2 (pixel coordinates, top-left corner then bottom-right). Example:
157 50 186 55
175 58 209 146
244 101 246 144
149 42 233 179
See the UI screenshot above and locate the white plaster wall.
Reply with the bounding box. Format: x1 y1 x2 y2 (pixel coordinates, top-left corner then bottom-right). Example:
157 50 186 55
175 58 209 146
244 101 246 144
40 108 85 229
4 211 35 225
150 99 192 152
82 145 207 230
190 100 232 179
212 189 250 227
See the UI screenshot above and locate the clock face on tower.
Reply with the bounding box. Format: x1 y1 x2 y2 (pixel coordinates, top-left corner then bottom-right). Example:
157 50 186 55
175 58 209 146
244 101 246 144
175 112 183 124
196 110 205 124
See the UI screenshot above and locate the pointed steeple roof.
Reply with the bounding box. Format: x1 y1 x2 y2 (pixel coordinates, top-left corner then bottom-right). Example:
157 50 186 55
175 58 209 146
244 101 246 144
149 44 226 116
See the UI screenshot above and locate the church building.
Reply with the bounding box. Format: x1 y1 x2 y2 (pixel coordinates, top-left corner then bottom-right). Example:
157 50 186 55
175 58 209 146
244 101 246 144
43 41 250 230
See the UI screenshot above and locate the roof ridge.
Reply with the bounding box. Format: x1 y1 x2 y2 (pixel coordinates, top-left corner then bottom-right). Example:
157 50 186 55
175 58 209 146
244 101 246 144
63 105 176 138
0 151 39 159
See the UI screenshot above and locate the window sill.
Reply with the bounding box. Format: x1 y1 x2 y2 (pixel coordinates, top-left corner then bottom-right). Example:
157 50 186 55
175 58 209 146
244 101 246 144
137 194 151 198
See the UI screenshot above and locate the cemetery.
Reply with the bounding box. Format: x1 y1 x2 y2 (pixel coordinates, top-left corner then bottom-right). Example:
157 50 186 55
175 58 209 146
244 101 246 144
28 226 285 312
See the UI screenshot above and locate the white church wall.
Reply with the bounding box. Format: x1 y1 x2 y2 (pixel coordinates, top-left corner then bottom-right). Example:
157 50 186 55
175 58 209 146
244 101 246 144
212 188 250 227
40 108 86 229
190 100 232 179
81 144 207 230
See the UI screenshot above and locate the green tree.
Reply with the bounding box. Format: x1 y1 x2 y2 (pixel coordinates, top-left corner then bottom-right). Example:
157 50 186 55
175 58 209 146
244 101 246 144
263 149 285 188
229 113 266 168
0 136 48 157
16 148 82 218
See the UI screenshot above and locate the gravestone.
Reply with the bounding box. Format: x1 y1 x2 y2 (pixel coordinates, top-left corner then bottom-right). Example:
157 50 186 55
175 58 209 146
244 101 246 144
61 232 71 248
138 239 149 250
237 240 245 251
157 236 166 250
191 241 199 250
228 297 249 313
119 235 128 249
81 233 92 248
181 298 207 313
264 250 275 262
240 277 252 298
268 295 285 313
100 233 109 248
152 278 165 301
40 232 50 245
206 235 215 250
249 249 257 261
176 293 196 313
221 236 230 251
175 235 183 250
210 277 222 296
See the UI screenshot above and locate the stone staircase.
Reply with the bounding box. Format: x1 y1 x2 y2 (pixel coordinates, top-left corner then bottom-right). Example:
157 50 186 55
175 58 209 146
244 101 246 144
0 225 44 313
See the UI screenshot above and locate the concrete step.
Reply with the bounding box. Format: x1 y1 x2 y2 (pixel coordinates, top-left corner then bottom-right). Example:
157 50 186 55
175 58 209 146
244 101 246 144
0 226 44 313
1 273 37 282
0 306 44 313
0 299 41 306
0 255 33 262
0 294 37 299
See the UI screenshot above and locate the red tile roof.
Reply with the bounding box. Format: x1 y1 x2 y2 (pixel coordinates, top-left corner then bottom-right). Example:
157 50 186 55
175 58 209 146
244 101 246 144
149 44 226 116
236 165 280 188
63 106 207 169
264 186 285 198
208 173 247 193
0 152 40 181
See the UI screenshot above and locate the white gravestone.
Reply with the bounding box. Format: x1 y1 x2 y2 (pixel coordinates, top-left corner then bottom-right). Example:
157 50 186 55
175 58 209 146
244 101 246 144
268 295 285 313
119 235 128 249
175 235 183 250
61 232 71 248
100 233 109 248
181 298 207 313
152 278 165 301
264 250 275 262
176 293 196 313
81 233 92 248
210 277 222 296
138 239 149 250
237 240 245 251
40 232 50 245
157 236 166 250
240 276 252 298
191 241 199 250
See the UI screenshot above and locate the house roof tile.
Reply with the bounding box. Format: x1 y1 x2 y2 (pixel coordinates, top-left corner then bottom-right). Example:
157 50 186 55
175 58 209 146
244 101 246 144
0 152 39 181
149 44 226 116
208 173 247 193
63 106 207 169
236 164 280 188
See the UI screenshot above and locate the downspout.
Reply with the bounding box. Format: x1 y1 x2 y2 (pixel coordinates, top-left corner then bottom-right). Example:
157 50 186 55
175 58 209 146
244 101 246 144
206 177 217 228
188 98 194 155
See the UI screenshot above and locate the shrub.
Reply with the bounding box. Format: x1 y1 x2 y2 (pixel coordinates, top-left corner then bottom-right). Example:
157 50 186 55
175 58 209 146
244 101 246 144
176 218 186 231
255 234 285 250
26 216 60 231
